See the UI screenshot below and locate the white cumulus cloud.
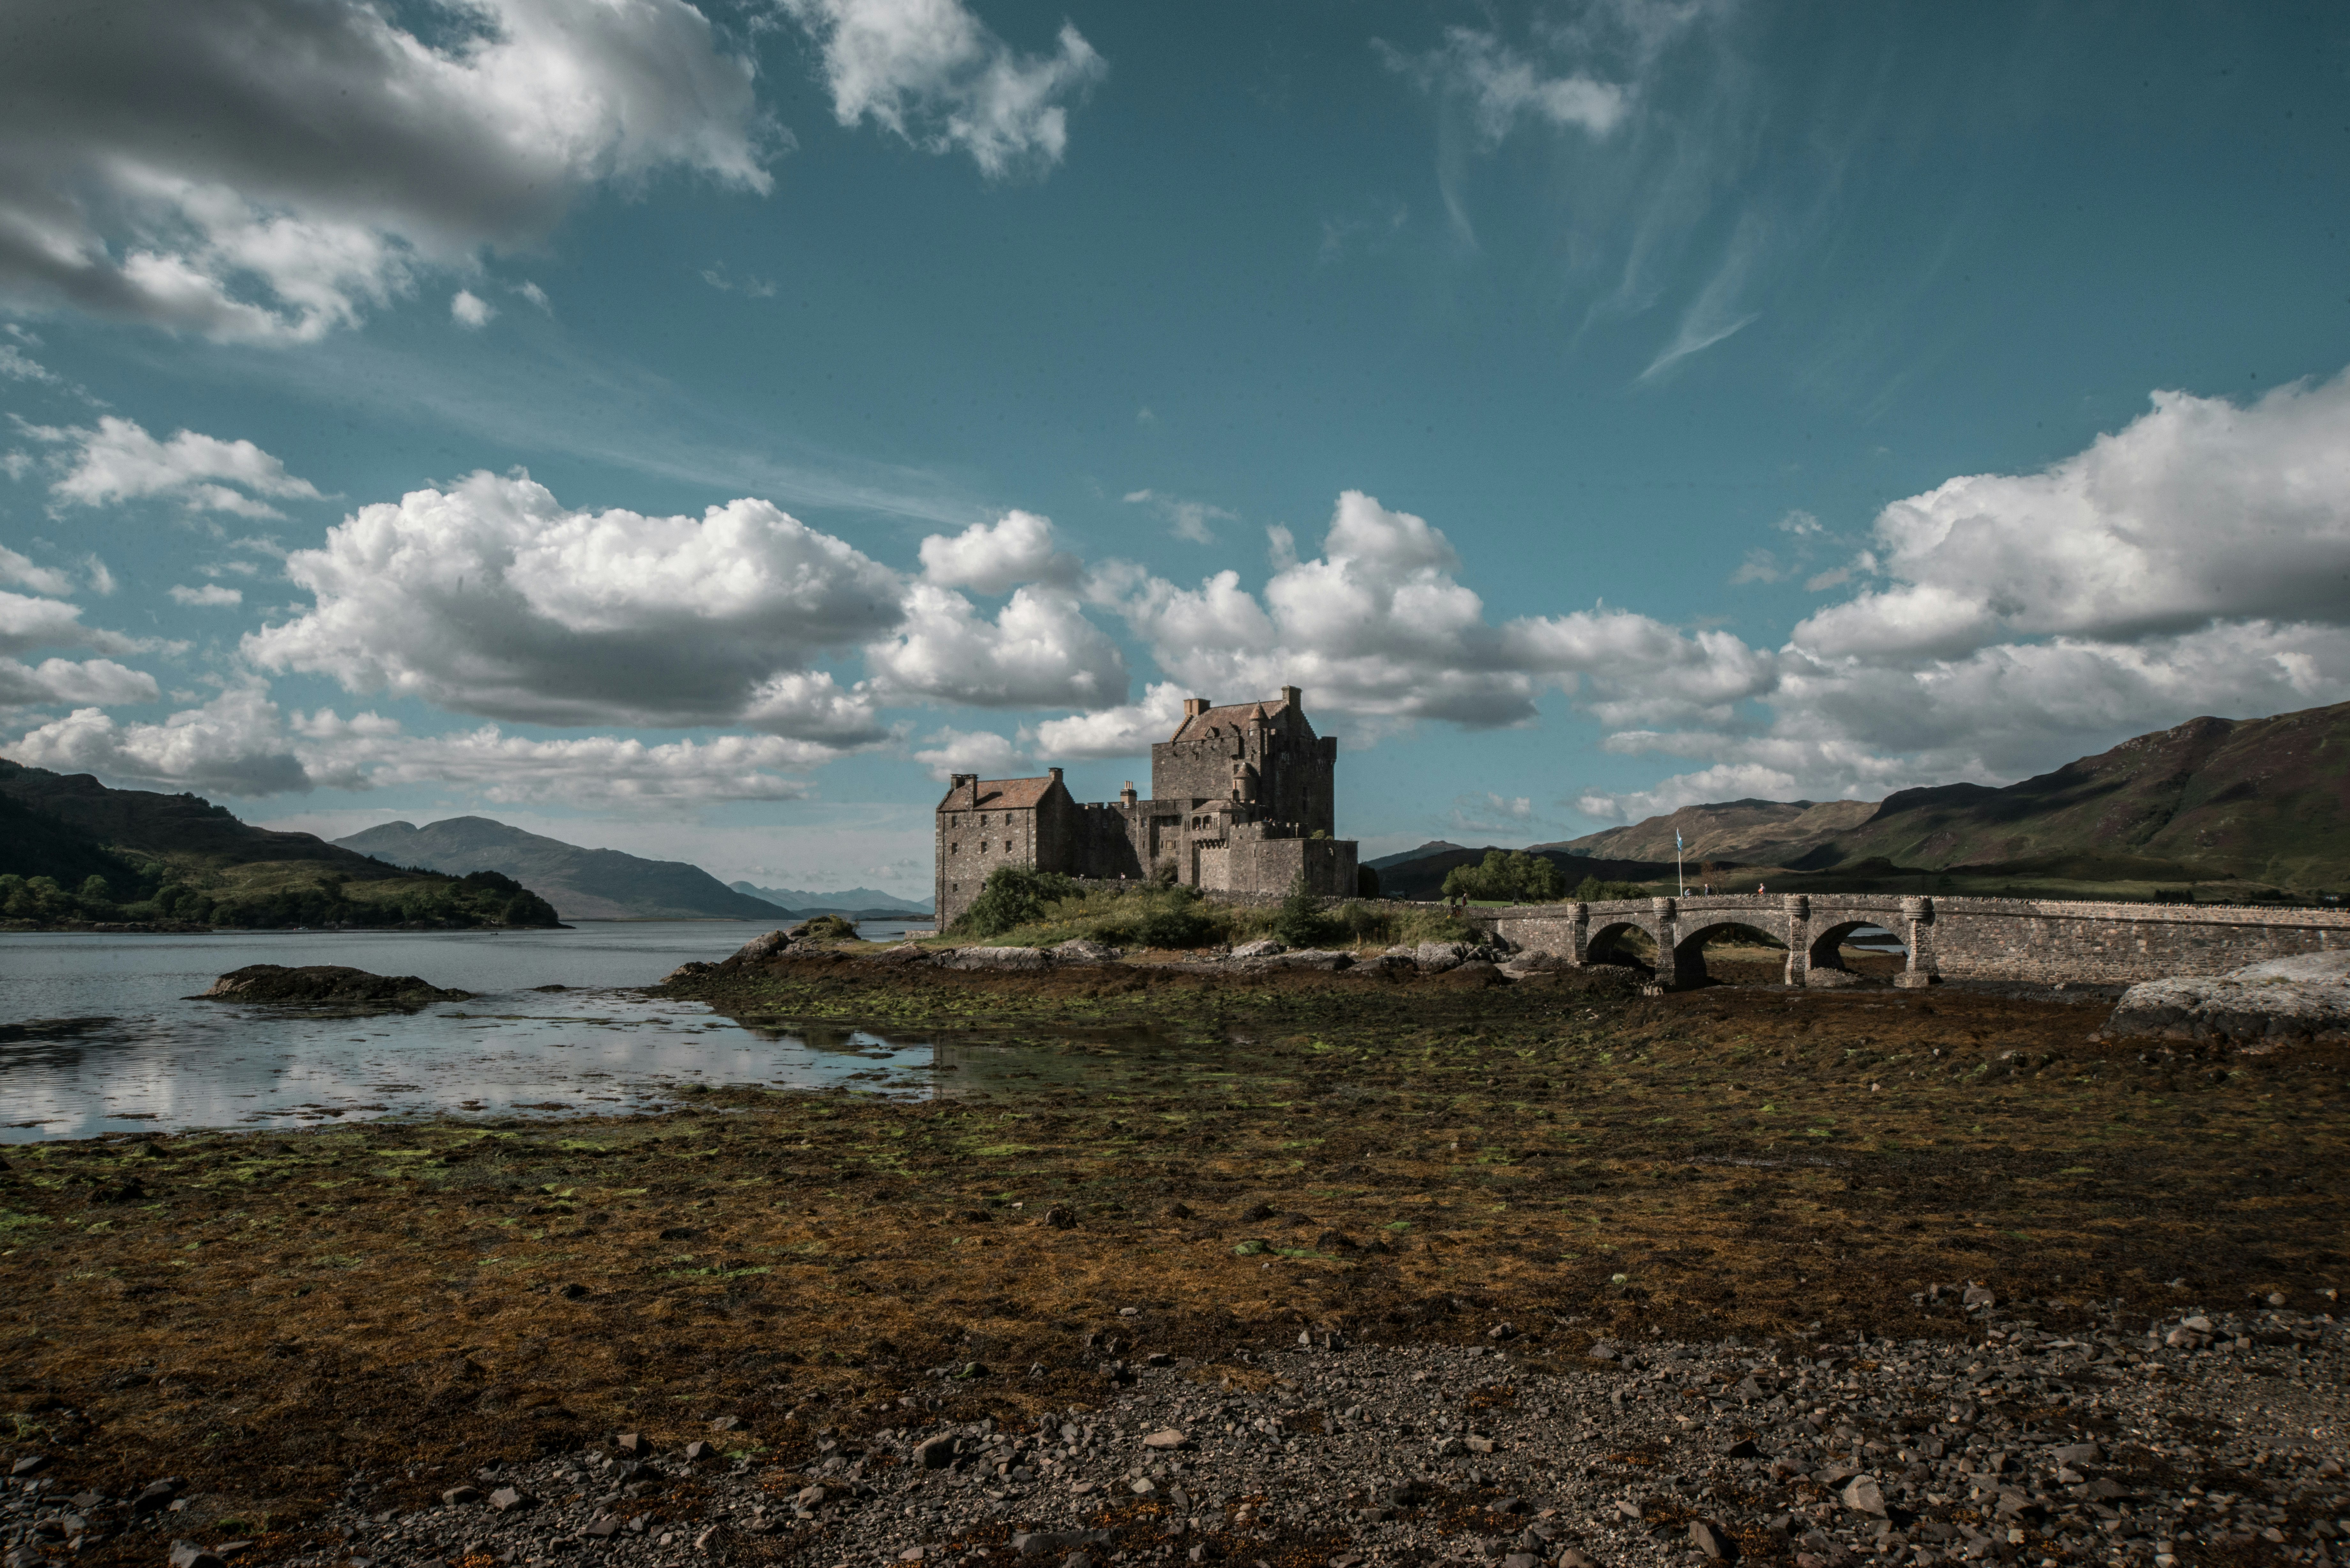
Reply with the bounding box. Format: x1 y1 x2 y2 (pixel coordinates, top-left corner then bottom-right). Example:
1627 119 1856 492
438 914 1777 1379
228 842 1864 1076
245 471 898 743
909 726 1024 781
30 416 324 518
918 509 1076 592
1797 373 2350 661
1025 680 1188 760
168 583 243 607
11 687 311 795
780 0 1105 178
0 656 160 710
0 0 774 342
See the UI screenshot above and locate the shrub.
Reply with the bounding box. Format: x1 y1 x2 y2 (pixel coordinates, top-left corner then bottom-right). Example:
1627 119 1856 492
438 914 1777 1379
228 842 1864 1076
1441 849 1566 904
1272 872 1335 947
789 914 860 942
955 865 1079 937
1136 900 1217 949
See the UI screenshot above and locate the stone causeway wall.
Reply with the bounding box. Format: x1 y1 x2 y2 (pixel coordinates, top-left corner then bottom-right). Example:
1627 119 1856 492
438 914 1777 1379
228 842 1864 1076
1469 892 2350 989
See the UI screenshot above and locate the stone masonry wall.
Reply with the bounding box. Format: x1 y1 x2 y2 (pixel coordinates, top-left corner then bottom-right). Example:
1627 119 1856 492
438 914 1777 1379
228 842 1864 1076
1477 893 2350 988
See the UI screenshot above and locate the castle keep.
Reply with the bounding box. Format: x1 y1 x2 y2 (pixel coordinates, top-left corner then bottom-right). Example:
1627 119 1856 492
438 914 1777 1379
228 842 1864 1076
934 686 1360 928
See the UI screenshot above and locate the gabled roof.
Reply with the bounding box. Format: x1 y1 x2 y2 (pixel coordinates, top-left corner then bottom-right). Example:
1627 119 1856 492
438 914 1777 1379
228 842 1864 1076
937 775 1063 811
1169 698 1292 743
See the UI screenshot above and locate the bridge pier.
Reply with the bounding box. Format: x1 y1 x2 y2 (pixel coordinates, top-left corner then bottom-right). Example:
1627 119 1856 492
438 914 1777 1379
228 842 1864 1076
1782 894 1810 987
1649 896 1679 989
1893 895 1939 988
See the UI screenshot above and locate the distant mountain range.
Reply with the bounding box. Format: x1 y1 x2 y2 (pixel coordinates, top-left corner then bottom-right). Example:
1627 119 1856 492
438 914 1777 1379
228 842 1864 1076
1373 699 2350 902
337 817 779 922
728 882 932 917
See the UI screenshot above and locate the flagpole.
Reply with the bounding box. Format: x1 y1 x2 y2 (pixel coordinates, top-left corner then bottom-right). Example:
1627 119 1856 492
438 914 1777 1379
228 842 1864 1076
1676 829 1685 898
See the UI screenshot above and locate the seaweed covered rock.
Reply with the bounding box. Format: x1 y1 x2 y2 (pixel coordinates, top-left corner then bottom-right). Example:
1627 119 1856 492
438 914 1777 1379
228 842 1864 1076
2103 950 2350 1045
191 964 470 1006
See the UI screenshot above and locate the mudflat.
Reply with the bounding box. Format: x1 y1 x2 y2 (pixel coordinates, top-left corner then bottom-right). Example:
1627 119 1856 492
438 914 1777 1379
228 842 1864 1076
1 957 2342 1568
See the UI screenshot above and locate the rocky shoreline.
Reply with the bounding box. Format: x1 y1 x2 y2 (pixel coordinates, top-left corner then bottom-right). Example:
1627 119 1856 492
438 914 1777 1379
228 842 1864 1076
27 1296 2338 1568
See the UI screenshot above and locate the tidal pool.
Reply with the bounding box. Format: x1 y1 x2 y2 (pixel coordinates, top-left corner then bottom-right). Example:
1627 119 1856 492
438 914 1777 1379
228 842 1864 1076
0 923 1162 1141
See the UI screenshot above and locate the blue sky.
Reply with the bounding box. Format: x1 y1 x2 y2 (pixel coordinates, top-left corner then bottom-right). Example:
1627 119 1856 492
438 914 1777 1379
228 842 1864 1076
4 0 2349 895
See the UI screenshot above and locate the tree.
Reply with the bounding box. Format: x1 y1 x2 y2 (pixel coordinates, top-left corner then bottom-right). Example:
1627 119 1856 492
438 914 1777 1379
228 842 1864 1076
1441 849 1565 904
78 874 113 904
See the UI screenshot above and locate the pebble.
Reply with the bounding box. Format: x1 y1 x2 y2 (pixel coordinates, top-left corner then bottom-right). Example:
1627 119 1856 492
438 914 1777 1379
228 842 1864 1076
11 1300 2342 1568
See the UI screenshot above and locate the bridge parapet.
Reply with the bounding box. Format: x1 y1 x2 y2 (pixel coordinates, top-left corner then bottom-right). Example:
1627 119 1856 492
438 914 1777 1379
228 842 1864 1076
1470 892 2348 989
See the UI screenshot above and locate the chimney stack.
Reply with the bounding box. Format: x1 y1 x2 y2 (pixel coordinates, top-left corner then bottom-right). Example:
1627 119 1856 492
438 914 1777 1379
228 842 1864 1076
1280 685 1301 708
1048 766 1063 783
1183 697 1210 718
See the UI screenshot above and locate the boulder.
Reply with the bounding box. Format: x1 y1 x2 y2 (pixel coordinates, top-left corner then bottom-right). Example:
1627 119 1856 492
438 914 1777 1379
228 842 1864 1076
1050 938 1123 964
2104 950 2350 1045
733 930 791 962
189 965 468 1006
1229 939 1285 960
1415 941 1474 972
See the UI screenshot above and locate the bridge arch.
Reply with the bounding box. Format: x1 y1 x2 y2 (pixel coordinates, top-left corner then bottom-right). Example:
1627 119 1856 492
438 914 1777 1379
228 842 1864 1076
1808 918 1905 975
1673 920 1789 986
1584 918 1657 972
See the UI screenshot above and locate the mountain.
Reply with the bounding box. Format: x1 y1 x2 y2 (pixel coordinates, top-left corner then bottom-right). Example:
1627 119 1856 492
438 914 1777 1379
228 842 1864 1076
729 882 932 916
1364 840 1469 871
1543 798 1879 866
1807 703 2350 890
1545 699 2350 899
336 817 779 921
0 760 559 930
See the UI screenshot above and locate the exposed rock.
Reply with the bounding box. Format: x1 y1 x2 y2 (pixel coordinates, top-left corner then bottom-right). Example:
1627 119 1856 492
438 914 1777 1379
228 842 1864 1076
944 946 1050 971
1840 1475 1886 1516
1803 966 1866 989
2104 950 2350 1044
1415 941 1473 972
733 930 791 962
1050 939 1123 964
189 965 469 1006
1229 939 1285 960
1258 948 1353 970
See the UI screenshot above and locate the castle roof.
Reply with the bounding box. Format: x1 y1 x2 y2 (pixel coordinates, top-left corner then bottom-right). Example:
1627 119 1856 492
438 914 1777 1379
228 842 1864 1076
1169 697 1292 742
937 774 1064 811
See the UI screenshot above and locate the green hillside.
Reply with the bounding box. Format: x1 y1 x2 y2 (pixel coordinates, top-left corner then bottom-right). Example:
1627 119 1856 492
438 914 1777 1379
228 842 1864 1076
0 759 562 930
1810 702 2350 893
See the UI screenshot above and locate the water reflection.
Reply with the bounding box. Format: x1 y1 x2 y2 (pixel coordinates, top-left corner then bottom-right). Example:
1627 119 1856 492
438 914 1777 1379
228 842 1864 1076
0 925 1182 1142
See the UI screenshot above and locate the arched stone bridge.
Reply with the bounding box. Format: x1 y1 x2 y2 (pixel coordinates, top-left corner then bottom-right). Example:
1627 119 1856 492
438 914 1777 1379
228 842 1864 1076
1468 893 2350 990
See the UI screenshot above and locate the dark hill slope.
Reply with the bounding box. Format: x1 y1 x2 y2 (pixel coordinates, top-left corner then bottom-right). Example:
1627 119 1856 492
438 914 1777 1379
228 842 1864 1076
337 817 776 921
1817 701 2350 889
0 760 558 929
0 762 403 878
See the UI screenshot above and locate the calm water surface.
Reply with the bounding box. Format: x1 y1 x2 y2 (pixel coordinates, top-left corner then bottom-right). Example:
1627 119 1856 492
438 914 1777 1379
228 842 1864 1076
0 921 1084 1143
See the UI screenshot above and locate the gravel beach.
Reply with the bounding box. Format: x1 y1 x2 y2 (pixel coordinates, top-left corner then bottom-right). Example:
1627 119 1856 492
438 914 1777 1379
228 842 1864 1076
22 1295 2338 1568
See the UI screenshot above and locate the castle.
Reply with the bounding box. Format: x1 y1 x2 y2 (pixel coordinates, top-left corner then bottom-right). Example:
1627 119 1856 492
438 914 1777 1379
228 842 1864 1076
934 686 1361 928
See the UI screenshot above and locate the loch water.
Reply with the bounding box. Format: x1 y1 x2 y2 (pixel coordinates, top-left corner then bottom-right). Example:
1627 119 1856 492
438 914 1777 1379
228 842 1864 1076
0 921 1086 1143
